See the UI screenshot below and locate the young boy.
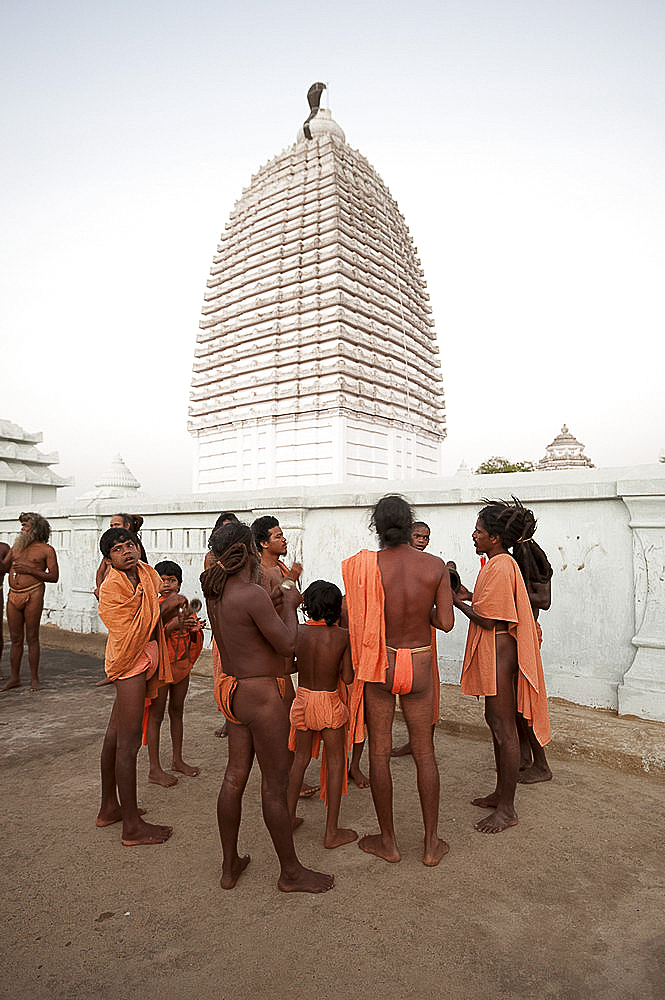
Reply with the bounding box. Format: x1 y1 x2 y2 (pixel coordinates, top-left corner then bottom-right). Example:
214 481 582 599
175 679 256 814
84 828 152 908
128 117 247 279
96 527 173 846
146 560 205 787
286 581 357 849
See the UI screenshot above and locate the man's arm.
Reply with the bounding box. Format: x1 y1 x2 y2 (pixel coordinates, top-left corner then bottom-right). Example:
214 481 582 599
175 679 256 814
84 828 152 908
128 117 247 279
11 545 60 583
430 566 454 632
0 544 12 574
249 584 302 657
452 592 501 631
339 643 354 686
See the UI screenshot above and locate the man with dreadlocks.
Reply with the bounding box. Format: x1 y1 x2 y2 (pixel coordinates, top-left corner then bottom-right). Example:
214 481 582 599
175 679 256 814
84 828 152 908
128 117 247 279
513 531 554 785
1 512 59 692
454 497 551 834
201 521 334 894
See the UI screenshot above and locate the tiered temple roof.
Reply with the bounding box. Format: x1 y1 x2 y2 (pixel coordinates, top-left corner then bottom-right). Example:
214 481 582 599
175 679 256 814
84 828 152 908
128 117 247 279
537 425 594 470
189 91 445 489
0 419 73 505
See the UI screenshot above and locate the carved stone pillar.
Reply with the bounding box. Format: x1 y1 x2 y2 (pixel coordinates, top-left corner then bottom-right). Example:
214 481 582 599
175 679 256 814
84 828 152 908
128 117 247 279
618 481 665 721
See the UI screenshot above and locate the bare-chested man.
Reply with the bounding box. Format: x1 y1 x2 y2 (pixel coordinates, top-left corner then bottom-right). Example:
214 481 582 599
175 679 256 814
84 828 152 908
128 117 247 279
201 520 334 894
251 514 318 798
1 512 59 692
342 495 454 866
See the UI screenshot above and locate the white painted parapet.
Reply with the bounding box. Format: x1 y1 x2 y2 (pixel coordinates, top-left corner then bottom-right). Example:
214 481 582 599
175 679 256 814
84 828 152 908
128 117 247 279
1 463 663 721
617 476 665 721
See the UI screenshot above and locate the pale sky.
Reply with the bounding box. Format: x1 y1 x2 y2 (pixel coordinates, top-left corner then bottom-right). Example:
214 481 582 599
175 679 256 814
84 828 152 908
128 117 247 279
2 0 663 499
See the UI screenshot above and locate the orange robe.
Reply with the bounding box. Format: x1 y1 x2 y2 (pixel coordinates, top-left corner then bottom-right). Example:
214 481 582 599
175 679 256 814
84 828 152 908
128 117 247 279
288 684 349 805
98 562 173 700
165 622 204 684
341 550 385 748
461 553 551 746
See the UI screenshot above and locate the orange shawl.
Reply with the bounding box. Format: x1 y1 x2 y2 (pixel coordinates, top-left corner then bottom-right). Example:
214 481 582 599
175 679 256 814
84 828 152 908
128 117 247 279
98 562 173 700
341 549 386 748
461 553 551 746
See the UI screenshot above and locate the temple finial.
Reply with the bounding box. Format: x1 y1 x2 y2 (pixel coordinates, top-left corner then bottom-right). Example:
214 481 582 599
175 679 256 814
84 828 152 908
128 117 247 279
303 82 326 139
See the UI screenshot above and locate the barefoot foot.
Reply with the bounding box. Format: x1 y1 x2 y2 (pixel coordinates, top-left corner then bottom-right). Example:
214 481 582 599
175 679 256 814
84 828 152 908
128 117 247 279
471 792 500 809
474 809 518 834
299 782 320 799
220 854 251 889
214 722 229 739
518 764 552 784
323 827 358 849
1 680 22 692
148 769 179 787
96 807 146 828
278 866 334 893
348 765 370 789
30 681 43 692
172 760 200 777
423 837 449 866
358 834 401 863
390 742 412 758
121 821 173 846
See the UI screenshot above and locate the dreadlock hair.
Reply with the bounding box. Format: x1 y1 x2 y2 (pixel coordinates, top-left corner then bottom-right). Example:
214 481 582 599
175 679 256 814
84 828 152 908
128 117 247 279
370 495 414 548
477 496 553 591
302 580 343 626
200 521 256 601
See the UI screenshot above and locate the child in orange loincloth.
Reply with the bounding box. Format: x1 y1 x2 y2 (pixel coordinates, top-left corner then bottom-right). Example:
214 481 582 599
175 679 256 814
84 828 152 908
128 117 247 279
286 581 357 849
145 560 205 787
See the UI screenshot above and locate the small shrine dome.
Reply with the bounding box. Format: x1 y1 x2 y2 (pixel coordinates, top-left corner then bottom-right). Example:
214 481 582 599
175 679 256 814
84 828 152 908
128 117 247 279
537 425 594 471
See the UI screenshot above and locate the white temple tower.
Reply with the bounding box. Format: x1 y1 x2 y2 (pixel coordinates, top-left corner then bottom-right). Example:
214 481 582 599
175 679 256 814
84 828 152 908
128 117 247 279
189 85 446 491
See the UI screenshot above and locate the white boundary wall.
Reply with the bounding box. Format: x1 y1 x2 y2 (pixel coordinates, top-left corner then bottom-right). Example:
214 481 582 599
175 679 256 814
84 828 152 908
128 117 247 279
2 463 664 722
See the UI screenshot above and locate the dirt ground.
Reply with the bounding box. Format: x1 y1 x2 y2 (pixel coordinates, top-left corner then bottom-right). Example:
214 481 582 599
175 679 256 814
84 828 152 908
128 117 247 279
1 638 664 1000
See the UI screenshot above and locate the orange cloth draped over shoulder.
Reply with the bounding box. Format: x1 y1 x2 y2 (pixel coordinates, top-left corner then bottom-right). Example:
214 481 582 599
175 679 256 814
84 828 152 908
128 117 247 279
342 549 387 748
98 562 173 700
461 553 551 746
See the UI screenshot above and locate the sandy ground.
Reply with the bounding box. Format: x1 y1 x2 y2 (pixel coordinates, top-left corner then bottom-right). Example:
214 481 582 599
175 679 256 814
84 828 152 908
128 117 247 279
1 640 664 1000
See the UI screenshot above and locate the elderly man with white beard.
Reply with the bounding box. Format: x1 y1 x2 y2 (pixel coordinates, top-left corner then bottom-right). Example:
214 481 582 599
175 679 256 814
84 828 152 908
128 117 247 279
1 512 59 692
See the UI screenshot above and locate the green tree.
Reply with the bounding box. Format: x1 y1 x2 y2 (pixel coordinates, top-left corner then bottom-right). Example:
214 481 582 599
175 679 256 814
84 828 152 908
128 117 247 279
475 456 535 474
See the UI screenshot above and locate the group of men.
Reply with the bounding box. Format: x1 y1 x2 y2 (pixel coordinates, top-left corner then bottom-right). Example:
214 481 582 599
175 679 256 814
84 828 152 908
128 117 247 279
1 496 552 892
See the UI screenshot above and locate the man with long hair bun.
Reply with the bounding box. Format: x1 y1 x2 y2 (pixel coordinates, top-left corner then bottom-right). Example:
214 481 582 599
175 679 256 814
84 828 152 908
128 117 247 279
342 495 454 866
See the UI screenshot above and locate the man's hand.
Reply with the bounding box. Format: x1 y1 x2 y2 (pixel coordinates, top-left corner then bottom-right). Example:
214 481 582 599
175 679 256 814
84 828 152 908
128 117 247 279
286 562 303 583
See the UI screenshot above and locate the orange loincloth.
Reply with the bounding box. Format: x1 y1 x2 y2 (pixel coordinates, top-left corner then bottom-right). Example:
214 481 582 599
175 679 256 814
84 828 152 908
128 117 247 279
386 644 432 695
288 685 349 805
461 553 551 746
216 674 241 724
7 582 43 610
215 673 287 725
98 563 173 701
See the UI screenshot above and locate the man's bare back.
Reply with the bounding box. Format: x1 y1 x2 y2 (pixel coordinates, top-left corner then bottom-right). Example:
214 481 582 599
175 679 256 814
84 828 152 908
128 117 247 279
208 578 295 679
378 545 454 649
295 624 352 692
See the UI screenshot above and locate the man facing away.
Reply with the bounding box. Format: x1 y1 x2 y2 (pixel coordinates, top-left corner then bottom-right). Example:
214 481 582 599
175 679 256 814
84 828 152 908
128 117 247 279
201 520 333 893
1 512 59 692
342 495 454 866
